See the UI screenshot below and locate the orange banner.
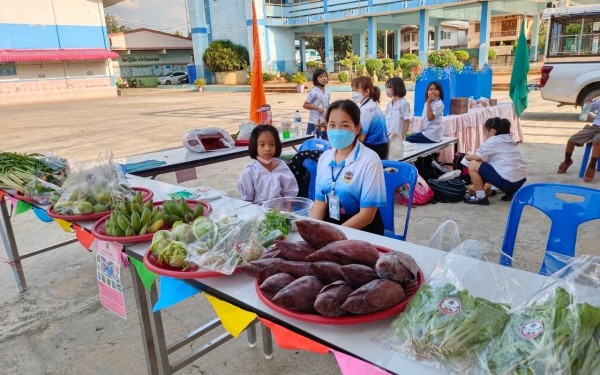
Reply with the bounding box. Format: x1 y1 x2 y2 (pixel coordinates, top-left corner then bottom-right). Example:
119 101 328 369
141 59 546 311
249 0 266 124
259 318 329 354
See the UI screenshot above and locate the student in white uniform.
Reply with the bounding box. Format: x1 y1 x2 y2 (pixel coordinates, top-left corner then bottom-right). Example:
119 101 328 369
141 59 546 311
463 117 527 205
385 77 411 140
311 99 387 235
238 125 299 203
406 81 445 143
303 68 330 139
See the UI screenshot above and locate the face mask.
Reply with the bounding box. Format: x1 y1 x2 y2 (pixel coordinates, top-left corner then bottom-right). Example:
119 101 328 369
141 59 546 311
385 89 393 98
351 92 363 103
257 156 274 165
328 129 356 149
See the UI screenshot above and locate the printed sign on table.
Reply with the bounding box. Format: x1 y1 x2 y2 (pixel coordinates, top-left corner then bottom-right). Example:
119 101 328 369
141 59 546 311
96 240 127 319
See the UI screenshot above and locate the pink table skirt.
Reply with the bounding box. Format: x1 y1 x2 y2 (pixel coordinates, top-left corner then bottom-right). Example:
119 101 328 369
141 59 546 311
409 102 523 163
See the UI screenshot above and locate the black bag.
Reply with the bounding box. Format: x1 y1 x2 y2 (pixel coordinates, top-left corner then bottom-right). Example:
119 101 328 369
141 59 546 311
414 154 444 182
452 152 471 184
427 178 467 203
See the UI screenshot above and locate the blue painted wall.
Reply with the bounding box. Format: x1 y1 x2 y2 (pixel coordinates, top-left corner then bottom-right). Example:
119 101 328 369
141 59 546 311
0 24 108 49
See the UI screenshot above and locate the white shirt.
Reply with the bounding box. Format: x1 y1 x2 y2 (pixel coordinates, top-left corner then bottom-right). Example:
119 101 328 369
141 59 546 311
476 134 527 182
420 98 445 142
385 97 411 135
305 87 330 124
315 143 386 217
591 99 600 126
238 160 299 203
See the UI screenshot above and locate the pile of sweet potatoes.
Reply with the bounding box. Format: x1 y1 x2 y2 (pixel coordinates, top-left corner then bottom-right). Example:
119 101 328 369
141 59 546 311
237 219 420 317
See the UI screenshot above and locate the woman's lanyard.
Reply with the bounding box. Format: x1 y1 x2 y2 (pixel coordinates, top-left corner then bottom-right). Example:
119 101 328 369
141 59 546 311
328 163 344 221
330 163 345 196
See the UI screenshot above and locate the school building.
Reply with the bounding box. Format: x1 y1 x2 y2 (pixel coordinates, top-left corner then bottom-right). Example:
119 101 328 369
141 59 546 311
187 0 596 79
0 0 122 106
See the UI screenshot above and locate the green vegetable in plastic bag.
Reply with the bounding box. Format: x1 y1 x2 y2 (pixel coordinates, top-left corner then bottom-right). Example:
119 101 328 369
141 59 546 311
157 241 189 270
149 230 174 255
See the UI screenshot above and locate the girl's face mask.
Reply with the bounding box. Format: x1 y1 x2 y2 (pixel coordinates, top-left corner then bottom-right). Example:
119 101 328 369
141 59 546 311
351 91 364 103
257 156 274 165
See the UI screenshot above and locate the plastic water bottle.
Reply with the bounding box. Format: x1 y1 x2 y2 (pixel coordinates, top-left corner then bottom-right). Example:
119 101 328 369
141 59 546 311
580 100 592 121
294 110 302 136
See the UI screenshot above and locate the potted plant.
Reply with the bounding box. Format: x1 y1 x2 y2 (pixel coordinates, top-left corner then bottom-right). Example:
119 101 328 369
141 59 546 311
194 78 206 92
292 71 307 93
202 40 249 84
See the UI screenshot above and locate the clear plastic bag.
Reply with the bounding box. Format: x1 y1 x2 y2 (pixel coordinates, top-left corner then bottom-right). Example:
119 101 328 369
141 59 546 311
427 219 461 251
237 121 256 140
183 127 235 153
476 253 600 375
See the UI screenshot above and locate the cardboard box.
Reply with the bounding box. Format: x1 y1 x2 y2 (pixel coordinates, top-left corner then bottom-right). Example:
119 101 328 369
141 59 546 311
489 99 498 106
450 97 469 115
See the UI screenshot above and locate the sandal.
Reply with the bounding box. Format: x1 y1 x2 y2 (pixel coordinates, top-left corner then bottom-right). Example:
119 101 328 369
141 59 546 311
557 160 573 174
584 167 596 183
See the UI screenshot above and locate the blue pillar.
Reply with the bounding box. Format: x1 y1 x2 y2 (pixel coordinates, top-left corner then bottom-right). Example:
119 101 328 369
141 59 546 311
299 37 306 72
394 26 402 60
190 0 211 81
352 33 366 64
324 22 334 72
418 10 430 66
368 17 377 59
478 1 491 66
530 15 540 62
434 25 441 51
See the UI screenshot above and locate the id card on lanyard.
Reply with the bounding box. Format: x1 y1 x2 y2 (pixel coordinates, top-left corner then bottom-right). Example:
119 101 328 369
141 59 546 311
328 164 344 221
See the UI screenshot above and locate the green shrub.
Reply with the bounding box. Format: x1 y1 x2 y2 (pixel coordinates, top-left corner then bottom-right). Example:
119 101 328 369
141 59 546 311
428 49 463 71
194 78 206 87
396 55 423 80
262 72 277 82
339 52 361 71
488 49 497 60
454 50 470 62
365 58 384 76
402 53 419 61
202 40 249 72
355 63 365 73
306 61 318 68
282 72 293 82
291 71 307 85
382 58 395 78
338 71 349 83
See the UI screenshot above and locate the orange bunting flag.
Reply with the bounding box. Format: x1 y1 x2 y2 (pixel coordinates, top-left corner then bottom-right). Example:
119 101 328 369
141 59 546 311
259 318 330 354
73 224 95 251
249 0 267 124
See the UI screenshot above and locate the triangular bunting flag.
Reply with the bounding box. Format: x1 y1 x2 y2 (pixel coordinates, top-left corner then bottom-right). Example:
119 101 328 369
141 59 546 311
152 276 200 312
203 293 257 338
6 194 17 212
129 256 157 290
73 224 94 251
259 318 329 354
120 250 130 268
32 206 53 222
0 190 4 200
13 200 31 217
331 349 391 375
55 219 73 232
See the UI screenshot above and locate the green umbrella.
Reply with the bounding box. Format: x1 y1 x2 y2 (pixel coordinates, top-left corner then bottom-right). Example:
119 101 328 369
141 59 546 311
510 20 530 117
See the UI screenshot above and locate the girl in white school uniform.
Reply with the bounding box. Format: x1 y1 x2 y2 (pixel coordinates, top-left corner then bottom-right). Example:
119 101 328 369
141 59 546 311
238 125 299 203
406 81 445 143
463 117 527 205
303 69 330 139
385 77 411 157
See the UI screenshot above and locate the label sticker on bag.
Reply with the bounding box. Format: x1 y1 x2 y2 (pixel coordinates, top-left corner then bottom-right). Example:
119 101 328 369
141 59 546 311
438 297 461 314
519 320 544 339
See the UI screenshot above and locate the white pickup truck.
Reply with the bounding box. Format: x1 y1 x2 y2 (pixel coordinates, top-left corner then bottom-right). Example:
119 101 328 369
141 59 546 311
540 5 600 108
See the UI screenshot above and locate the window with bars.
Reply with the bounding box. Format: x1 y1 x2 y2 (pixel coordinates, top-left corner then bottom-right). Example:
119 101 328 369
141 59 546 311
441 31 452 40
548 13 600 56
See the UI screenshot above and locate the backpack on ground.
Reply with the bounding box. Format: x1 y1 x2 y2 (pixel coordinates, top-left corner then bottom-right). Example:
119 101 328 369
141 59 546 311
414 154 444 182
452 152 471 184
427 178 467 203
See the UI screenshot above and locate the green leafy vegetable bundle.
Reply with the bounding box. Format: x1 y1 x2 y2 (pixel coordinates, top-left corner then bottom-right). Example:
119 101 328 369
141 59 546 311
0 151 67 197
394 283 510 369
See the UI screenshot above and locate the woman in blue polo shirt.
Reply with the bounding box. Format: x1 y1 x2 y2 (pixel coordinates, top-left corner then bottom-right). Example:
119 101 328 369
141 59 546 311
351 76 389 160
311 99 387 235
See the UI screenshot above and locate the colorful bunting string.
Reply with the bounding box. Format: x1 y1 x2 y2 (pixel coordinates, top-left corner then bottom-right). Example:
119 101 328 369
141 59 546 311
32 206 53 222
129 256 157 291
259 318 330 354
13 200 31 217
152 276 200 312
120 250 130 268
72 224 95 251
0 190 4 201
330 349 391 375
55 218 74 232
203 293 257 338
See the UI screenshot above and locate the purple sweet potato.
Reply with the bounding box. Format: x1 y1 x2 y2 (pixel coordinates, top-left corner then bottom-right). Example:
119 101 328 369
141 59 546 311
273 240 315 261
295 220 347 249
259 273 296 300
272 276 324 313
259 249 286 260
340 279 405 315
314 281 354 317
237 258 283 281
278 261 313 278
341 264 378 288
375 252 419 283
310 262 345 284
306 240 380 266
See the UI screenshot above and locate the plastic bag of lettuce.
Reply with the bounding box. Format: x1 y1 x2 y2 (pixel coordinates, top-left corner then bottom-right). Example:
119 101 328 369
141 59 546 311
390 240 517 372
477 253 600 375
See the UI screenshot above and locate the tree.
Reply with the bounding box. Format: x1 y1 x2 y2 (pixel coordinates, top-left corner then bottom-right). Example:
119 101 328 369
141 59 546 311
105 14 131 34
305 35 352 63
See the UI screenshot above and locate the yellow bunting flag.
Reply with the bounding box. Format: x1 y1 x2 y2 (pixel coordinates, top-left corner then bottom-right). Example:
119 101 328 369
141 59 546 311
203 293 257 338
55 219 74 232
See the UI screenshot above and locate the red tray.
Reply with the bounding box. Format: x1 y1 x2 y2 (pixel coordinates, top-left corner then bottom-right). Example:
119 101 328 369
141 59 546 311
91 200 212 243
46 187 154 221
11 191 39 204
143 249 237 279
255 246 424 325
235 139 250 146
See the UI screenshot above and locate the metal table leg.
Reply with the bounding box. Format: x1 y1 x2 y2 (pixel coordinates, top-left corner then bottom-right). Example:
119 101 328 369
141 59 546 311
0 196 27 292
261 322 274 359
147 279 172 375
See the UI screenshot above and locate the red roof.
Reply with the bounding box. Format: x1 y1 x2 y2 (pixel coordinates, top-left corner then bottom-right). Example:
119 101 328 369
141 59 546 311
0 49 119 62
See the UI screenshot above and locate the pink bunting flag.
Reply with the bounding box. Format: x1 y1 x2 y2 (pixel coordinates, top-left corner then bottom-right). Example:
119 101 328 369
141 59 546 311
330 349 392 375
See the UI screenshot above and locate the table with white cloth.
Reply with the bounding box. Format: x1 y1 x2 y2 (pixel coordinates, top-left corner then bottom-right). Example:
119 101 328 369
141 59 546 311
410 102 523 164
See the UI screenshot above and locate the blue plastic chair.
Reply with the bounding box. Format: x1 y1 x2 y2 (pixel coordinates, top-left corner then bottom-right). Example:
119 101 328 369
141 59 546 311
304 158 318 201
298 138 330 152
578 142 600 178
499 183 600 275
379 160 418 241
